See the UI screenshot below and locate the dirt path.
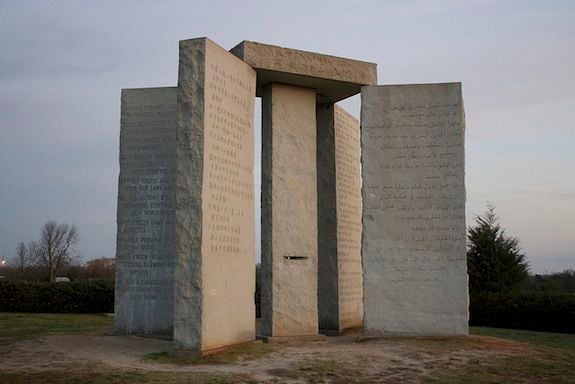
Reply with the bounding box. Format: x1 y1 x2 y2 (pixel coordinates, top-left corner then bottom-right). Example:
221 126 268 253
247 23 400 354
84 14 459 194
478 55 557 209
0 331 531 383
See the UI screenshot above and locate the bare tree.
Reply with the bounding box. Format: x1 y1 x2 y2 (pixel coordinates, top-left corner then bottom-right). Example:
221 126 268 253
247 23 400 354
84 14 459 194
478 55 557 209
36 220 80 282
14 241 38 272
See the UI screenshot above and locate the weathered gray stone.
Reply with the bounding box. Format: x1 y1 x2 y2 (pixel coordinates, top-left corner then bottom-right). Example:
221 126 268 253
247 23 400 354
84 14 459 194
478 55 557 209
317 104 363 335
174 37 257 352
361 83 468 335
261 83 319 338
231 41 377 103
115 87 177 336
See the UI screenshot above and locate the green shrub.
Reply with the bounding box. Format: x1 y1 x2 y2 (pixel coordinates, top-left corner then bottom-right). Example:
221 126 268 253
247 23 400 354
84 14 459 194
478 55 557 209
470 292 575 334
0 280 114 313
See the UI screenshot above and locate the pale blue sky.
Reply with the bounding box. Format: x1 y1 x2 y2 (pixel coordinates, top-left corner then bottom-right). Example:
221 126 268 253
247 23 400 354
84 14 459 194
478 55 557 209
0 0 573 273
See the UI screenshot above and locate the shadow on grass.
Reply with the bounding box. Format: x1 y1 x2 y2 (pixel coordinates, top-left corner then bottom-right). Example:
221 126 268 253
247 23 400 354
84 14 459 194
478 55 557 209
143 342 277 365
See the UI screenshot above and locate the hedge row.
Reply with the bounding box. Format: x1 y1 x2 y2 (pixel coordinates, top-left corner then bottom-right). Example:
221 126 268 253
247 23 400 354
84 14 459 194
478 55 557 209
2 280 573 334
0 280 114 313
470 292 575 334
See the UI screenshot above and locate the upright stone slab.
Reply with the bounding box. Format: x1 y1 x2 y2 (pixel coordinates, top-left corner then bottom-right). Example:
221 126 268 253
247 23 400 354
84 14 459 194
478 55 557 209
175 38 257 352
361 83 468 335
317 104 363 335
115 87 177 335
261 83 319 338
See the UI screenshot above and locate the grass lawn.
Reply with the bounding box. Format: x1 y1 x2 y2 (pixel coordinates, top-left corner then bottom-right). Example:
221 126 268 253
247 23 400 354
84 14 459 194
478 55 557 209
471 326 575 351
0 312 113 345
0 313 574 383
0 370 258 384
424 327 575 383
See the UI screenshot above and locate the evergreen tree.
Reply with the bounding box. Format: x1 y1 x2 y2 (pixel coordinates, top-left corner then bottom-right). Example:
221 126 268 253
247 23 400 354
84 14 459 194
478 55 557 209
467 203 529 296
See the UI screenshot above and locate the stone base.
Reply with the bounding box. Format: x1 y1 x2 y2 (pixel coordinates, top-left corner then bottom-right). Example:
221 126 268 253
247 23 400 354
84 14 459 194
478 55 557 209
257 334 327 344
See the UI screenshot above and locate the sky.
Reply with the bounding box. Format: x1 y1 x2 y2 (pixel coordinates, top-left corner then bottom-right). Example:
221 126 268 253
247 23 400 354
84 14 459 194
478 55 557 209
0 0 573 274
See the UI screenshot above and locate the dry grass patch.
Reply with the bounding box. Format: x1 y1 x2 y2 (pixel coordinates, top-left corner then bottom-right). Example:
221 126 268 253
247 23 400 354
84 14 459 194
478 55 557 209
143 341 277 365
267 359 365 384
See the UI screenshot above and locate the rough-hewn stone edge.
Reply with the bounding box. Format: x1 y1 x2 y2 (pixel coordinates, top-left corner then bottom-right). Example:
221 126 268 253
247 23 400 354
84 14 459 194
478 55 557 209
174 37 207 350
260 84 274 337
230 40 377 86
115 89 130 335
316 103 340 334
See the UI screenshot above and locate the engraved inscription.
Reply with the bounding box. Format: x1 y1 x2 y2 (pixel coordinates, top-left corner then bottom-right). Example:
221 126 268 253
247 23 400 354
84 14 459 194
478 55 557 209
204 62 255 258
116 88 176 333
362 87 466 285
334 106 363 326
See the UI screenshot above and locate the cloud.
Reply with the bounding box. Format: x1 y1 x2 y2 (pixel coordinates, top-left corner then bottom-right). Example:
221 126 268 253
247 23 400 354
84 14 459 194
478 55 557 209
0 0 574 273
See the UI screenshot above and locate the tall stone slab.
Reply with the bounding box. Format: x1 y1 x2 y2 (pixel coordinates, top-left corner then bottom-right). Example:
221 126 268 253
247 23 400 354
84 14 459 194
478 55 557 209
175 38 257 352
361 83 468 335
317 104 363 335
261 83 319 338
115 87 177 335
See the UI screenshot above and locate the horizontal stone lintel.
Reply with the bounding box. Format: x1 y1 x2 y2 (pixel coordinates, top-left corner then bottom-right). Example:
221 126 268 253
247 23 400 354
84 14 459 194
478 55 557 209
231 40 377 103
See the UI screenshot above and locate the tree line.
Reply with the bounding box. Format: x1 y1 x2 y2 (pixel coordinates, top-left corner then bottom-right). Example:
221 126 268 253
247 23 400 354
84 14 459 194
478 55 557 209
2 211 572 291
2 220 115 282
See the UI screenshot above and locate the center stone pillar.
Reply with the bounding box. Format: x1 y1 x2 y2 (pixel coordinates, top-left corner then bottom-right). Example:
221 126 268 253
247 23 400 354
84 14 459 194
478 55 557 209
261 83 319 339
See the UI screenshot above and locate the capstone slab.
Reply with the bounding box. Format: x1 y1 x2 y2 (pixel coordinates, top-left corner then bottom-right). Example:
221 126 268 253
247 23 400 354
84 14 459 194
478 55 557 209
231 41 377 103
361 83 468 335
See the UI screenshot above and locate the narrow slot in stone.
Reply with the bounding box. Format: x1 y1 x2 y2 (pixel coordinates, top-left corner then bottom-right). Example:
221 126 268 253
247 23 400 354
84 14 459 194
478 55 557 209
284 256 308 260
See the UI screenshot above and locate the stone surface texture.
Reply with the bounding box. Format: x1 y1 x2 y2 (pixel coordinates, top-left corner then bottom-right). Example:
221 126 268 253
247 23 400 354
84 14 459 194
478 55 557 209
333 105 364 332
115 87 177 335
317 104 363 335
261 84 319 337
175 37 256 351
231 41 377 103
361 83 468 335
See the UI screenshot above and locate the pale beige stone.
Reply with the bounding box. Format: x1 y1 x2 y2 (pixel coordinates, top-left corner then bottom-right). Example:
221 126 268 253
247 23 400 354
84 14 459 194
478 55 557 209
361 83 468 335
261 84 319 337
175 37 257 352
115 87 177 336
231 41 377 103
334 105 363 332
317 104 363 335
